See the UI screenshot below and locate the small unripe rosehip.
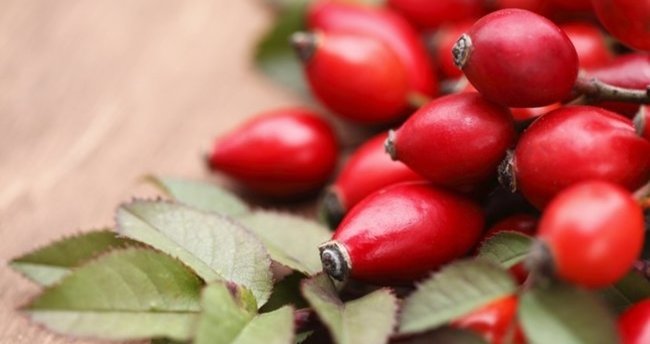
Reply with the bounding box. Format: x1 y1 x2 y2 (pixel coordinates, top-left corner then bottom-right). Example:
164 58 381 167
307 1 438 97
452 295 526 344
591 0 650 51
453 9 579 107
535 181 644 288
320 182 484 284
619 299 650 344
208 108 338 198
387 0 483 30
506 106 650 208
320 133 424 228
634 106 650 141
385 93 515 187
561 22 613 69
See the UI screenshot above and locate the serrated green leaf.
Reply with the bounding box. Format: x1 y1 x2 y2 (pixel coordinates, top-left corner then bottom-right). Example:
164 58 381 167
478 231 533 268
519 281 618 344
146 175 249 217
10 229 137 286
393 327 488 344
601 271 650 314
261 272 308 312
301 274 398 344
195 283 294 344
24 248 202 341
399 259 517 335
239 211 331 275
116 200 273 307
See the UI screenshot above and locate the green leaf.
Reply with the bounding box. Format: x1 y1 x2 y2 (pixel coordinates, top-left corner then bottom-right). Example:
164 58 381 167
116 200 273 307
301 274 398 344
399 259 517 335
195 283 294 344
260 272 308 312
519 281 619 344
146 175 249 217
239 211 331 275
393 328 488 344
478 231 533 269
24 248 202 341
601 271 650 313
10 230 137 286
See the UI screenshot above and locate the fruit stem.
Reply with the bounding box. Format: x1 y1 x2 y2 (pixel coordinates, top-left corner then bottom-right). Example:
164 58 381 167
634 181 650 208
406 92 432 108
634 106 646 137
384 130 398 161
573 76 650 104
319 240 351 282
290 32 319 63
522 240 555 290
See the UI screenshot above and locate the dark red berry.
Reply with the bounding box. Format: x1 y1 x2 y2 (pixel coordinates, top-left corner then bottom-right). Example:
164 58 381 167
510 103 561 122
387 0 483 30
292 31 409 124
320 182 484 284
548 0 592 11
208 108 338 197
561 22 613 69
453 9 579 107
619 299 650 344
321 132 424 227
489 0 551 16
509 106 650 208
592 0 650 51
484 214 538 239
386 93 515 188
536 181 644 288
634 106 650 141
452 295 526 344
307 1 438 98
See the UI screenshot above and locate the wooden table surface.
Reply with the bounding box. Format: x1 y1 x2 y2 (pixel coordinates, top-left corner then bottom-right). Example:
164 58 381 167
0 1 308 342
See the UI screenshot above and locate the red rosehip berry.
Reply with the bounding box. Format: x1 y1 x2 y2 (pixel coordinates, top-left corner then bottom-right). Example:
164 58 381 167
207 108 338 198
320 182 484 284
484 214 538 239
548 0 592 11
452 295 527 344
385 93 515 188
292 31 410 124
619 299 650 344
634 106 650 141
307 1 438 98
453 9 579 107
387 0 484 30
536 181 645 288
508 106 650 208
510 103 561 122
489 0 551 16
591 0 650 51
561 22 613 69
433 22 472 80
320 132 424 227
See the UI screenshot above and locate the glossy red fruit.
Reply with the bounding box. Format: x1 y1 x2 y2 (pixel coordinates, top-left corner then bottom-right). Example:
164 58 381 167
561 23 613 69
490 0 551 16
208 108 338 197
619 299 650 344
308 1 438 97
510 103 561 122
509 106 650 208
292 31 409 124
548 0 592 11
433 22 472 79
453 295 527 344
537 181 644 288
484 214 538 238
591 0 650 51
320 182 484 284
387 0 483 30
586 54 650 116
386 93 515 188
453 9 579 107
321 133 424 227
634 106 650 141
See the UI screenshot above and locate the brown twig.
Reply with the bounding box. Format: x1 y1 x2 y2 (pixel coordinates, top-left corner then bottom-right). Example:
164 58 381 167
574 76 650 104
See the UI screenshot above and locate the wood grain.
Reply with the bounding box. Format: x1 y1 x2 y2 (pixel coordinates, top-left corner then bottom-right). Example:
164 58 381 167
0 1 304 342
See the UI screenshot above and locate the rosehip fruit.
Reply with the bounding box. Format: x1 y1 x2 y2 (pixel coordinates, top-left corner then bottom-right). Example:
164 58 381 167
433 22 472 79
385 93 515 187
548 0 592 11
307 1 438 97
208 108 338 197
453 9 579 107
536 181 644 288
320 182 484 284
320 132 424 227
619 299 650 344
634 106 650 141
489 0 551 16
452 295 526 344
510 103 561 122
484 214 538 238
591 0 650 51
508 106 650 208
561 22 613 69
387 0 484 30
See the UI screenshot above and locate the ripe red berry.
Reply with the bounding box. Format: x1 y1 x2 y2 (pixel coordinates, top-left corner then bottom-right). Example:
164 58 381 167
489 0 551 15
307 1 438 98
591 0 650 51
320 182 484 284
208 108 338 198
634 106 650 141
561 22 613 69
484 214 538 239
292 31 410 124
385 93 515 188
452 295 526 344
536 181 644 288
387 0 483 30
509 106 650 208
433 22 472 79
619 299 650 344
453 9 579 107
320 132 424 227
510 103 561 122
547 0 592 11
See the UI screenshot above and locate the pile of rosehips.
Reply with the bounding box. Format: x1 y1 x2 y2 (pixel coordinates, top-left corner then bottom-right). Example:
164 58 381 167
208 0 650 342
